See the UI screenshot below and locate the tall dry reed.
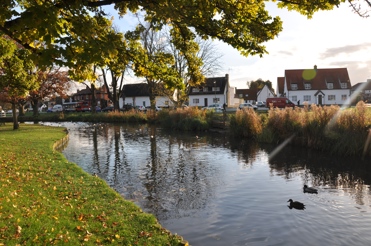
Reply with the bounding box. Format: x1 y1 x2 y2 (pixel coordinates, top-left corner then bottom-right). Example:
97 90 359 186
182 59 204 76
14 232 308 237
157 107 211 131
229 108 262 138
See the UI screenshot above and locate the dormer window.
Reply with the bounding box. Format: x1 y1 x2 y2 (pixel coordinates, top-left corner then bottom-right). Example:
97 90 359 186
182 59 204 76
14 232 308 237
341 83 347 89
212 87 220 92
203 86 208 92
192 88 199 92
304 83 311 89
291 83 298 90
327 83 333 89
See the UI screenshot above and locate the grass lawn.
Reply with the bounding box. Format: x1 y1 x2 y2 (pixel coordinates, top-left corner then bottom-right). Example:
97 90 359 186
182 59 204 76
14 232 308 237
0 124 187 245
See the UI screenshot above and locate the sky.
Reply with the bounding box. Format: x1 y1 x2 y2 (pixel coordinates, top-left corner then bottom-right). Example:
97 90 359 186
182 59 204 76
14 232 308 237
106 2 371 92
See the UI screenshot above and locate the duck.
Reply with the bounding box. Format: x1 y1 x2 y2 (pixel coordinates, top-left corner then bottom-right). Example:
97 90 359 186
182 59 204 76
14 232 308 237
287 199 305 210
303 185 318 194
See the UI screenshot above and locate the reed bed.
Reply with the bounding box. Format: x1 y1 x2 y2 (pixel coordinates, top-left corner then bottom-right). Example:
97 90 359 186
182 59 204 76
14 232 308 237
260 101 371 156
229 108 262 139
156 107 211 131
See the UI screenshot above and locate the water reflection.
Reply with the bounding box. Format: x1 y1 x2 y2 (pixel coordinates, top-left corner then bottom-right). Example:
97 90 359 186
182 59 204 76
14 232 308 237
42 122 371 246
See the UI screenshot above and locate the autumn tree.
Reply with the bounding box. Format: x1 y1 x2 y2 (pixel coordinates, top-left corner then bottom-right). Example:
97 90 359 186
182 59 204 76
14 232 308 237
248 79 274 92
1 0 369 94
28 67 71 117
133 25 183 109
0 37 37 129
165 33 223 106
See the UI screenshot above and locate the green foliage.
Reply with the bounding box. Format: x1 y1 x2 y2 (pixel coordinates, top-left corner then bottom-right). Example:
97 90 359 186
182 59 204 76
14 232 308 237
277 0 345 18
0 37 38 96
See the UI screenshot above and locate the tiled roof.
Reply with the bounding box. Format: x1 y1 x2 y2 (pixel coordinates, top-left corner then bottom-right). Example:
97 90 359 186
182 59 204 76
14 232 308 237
188 75 228 95
277 77 285 95
122 83 167 97
235 89 258 101
285 67 351 90
352 80 371 92
123 83 149 97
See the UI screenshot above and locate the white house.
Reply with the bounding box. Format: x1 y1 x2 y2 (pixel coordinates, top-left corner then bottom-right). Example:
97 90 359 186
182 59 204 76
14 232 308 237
188 74 234 107
257 85 275 102
278 65 351 106
120 83 175 108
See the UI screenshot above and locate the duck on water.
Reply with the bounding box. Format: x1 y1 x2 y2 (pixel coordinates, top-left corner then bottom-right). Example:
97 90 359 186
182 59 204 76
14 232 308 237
287 199 306 210
303 185 318 194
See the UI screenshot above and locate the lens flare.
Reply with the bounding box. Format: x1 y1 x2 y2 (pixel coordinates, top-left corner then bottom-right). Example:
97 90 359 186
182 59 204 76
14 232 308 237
302 69 316 80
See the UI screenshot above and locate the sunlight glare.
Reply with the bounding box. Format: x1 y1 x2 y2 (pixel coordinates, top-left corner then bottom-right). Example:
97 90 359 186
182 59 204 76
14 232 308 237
268 134 295 160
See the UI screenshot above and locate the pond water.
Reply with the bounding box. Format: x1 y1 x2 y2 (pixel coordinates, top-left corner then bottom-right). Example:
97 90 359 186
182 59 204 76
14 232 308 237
44 122 371 246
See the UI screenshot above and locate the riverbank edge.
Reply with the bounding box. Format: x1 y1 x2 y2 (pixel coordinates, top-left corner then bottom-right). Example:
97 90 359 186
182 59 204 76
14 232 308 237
0 124 189 245
52 129 190 246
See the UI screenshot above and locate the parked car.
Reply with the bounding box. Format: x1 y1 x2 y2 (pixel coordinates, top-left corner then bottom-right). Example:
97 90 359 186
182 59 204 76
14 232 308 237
52 104 63 112
266 97 295 108
121 104 134 112
95 106 101 112
0 110 5 117
101 106 114 112
136 106 146 111
145 106 162 111
256 101 266 107
239 103 257 110
202 104 223 112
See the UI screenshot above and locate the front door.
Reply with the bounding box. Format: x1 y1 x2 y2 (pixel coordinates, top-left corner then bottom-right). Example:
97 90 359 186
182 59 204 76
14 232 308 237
204 98 208 107
318 95 323 106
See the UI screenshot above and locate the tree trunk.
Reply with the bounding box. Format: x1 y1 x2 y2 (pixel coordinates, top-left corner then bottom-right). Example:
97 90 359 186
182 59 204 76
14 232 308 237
148 81 156 109
91 83 97 113
32 98 40 117
18 104 26 117
12 103 19 130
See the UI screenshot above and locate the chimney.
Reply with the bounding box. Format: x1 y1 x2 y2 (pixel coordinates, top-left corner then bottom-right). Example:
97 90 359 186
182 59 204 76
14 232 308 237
314 65 317 71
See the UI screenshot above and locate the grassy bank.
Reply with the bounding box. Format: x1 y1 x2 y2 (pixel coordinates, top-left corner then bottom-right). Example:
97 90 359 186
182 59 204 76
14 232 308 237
0 124 187 245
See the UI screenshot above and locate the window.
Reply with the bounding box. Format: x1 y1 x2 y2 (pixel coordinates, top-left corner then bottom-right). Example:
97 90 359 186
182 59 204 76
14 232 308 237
327 83 333 89
203 87 208 92
291 96 297 101
341 95 347 101
304 83 311 89
328 95 336 101
213 98 219 103
291 83 298 90
212 87 220 92
304 95 311 102
341 83 347 89
85 95 89 100
192 88 199 92
239 94 243 98
193 98 199 104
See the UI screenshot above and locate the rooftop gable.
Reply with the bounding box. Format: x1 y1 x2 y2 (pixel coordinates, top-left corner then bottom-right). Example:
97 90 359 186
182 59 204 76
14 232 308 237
188 74 228 95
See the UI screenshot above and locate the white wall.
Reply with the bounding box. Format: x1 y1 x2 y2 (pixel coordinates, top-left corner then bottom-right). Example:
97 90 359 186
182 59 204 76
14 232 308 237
257 85 274 102
189 95 225 107
121 96 174 108
287 89 350 105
